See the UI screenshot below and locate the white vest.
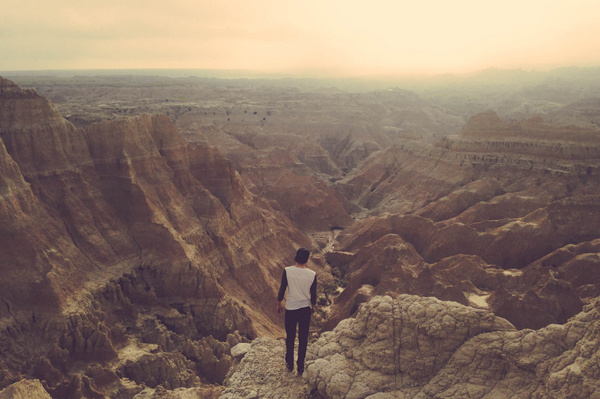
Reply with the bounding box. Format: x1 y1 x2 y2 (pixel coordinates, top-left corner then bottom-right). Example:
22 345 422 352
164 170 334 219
284 266 316 310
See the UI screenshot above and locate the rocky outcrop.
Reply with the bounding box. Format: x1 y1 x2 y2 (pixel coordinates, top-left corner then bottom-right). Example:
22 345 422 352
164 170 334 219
219 338 314 399
307 295 515 398
222 294 600 398
0 379 52 399
308 295 600 398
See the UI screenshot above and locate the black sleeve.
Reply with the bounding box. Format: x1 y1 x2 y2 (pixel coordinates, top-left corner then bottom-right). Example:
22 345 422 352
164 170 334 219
277 269 288 301
310 275 317 306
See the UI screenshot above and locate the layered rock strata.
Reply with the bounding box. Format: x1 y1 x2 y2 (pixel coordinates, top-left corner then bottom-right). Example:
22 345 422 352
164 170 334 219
325 110 600 330
3 74 600 398
326 198 598 330
0 77 325 397
337 111 599 215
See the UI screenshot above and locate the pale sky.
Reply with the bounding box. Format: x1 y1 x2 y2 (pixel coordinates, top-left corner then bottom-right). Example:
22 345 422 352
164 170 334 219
2 0 600 76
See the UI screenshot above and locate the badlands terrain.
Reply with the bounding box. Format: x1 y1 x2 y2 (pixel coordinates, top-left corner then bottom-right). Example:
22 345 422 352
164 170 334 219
1 68 600 398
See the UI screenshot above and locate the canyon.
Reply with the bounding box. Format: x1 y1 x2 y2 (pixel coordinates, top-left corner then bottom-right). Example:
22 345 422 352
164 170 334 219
1 69 599 398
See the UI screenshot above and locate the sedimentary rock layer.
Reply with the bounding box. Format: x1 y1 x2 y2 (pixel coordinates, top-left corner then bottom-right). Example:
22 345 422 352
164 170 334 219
325 110 600 331
0 77 322 397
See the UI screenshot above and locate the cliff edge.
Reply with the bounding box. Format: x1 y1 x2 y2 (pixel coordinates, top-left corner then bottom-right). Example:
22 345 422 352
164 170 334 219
222 294 600 399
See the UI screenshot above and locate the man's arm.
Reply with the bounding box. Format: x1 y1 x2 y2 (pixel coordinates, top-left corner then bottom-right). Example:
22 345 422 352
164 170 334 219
276 269 288 314
310 274 317 309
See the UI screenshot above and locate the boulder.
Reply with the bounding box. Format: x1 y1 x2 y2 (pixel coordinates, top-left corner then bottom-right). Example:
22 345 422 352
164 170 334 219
231 343 252 358
307 295 514 398
0 380 51 399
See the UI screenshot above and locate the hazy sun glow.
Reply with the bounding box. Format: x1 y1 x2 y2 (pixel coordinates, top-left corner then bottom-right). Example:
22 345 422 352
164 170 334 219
2 0 600 75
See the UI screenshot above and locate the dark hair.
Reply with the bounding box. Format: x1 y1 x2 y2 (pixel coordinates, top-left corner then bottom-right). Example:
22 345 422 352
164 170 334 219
294 248 310 264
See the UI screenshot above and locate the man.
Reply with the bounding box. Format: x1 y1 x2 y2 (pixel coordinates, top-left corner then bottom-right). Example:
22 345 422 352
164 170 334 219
277 247 317 375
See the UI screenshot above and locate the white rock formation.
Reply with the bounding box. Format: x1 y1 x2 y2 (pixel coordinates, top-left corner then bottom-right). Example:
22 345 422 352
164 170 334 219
306 295 515 398
220 338 313 399
221 294 600 398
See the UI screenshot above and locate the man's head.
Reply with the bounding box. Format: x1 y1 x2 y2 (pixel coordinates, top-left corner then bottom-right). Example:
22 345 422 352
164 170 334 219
294 247 310 264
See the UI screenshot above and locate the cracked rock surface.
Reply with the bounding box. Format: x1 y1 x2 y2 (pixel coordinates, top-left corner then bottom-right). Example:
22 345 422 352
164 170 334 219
306 294 515 398
219 338 315 399
223 294 600 399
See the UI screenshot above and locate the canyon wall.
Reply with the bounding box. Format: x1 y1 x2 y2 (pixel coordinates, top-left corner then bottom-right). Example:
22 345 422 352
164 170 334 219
325 111 600 331
0 77 327 398
3 74 600 398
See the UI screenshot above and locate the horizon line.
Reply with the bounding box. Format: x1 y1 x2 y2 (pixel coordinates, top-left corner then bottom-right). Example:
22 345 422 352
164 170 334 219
2 64 600 80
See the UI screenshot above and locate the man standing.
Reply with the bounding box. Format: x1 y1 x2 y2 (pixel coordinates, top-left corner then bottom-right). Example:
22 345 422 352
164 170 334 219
277 248 317 375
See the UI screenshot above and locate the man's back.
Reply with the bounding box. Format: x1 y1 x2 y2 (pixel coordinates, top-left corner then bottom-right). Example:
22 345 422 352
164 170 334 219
284 266 316 310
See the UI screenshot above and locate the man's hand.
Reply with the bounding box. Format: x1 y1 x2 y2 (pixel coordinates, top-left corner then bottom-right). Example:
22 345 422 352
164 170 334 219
277 302 284 315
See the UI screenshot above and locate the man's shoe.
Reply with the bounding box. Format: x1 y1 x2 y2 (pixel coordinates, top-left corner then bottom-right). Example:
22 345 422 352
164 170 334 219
286 361 294 372
297 366 304 375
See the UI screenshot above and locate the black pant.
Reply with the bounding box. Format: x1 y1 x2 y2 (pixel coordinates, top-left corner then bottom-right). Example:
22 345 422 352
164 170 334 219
285 306 312 370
